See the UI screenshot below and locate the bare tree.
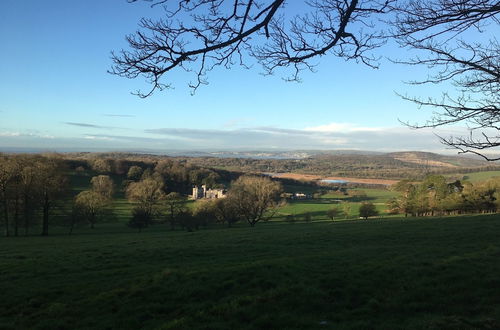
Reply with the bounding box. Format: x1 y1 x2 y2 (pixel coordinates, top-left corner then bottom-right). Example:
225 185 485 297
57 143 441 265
392 0 500 160
91 175 115 200
35 158 68 236
20 161 39 235
212 197 241 227
0 156 18 237
126 177 165 224
326 207 342 220
112 0 393 96
74 190 109 230
228 175 283 226
163 192 186 229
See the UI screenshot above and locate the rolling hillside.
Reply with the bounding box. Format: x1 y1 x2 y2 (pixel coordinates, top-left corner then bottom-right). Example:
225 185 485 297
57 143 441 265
181 151 500 180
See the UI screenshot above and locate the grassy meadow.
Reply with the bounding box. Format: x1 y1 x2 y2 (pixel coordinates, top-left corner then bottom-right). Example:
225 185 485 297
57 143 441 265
1 215 500 329
278 188 399 221
459 171 500 183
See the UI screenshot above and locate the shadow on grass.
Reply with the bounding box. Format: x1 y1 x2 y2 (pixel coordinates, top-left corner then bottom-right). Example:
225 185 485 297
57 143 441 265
277 210 359 222
289 196 375 205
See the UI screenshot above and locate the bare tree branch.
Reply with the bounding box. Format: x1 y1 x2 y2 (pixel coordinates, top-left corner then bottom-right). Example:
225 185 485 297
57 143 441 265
111 0 394 96
392 0 500 160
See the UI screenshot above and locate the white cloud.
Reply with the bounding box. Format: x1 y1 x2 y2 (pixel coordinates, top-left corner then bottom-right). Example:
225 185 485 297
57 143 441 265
84 135 116 141
0 124 490 155
305 122 384 133
0 132 22 137
0 131 54 139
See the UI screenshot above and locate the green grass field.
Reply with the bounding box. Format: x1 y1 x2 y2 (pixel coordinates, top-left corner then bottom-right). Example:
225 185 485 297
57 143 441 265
1 215 500 329
278 188 399 220
458 171 500 182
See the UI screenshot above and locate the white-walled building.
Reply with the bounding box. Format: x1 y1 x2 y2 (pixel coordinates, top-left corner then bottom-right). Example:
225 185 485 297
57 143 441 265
191 185 226 200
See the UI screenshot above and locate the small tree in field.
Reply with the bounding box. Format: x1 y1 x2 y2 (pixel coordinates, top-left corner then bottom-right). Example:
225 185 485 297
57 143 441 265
228 175 283 227
211 197 241 227
73 190 108 229
327 207 342 221
90 175 114 200
359 202 379 220
163 192 186 230
126 177 165 224
342 203 352 219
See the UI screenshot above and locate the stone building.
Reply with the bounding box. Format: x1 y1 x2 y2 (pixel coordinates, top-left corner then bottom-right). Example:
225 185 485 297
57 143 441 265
191 185 226 200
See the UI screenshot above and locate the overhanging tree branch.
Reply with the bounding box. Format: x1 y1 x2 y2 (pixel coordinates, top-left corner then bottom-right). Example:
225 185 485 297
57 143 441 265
392 0 500 160
111 0 394 96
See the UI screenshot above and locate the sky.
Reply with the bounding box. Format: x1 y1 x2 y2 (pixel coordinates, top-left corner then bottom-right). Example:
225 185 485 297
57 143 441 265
0 0 483 153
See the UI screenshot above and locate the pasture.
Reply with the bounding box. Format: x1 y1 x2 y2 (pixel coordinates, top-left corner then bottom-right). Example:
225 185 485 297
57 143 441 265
459 171 500 182
1 215 500 329
278 188 398 220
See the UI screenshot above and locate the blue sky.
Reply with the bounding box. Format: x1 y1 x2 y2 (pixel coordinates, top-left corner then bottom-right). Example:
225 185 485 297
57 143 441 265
0 0 477 153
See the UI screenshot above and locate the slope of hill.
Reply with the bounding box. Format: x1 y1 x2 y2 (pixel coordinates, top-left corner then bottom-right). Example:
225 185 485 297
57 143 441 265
387 151 488 168
180 151 500 180
2 216 500 329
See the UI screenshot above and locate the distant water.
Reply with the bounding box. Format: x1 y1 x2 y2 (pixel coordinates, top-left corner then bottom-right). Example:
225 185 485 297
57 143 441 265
320 179 349 184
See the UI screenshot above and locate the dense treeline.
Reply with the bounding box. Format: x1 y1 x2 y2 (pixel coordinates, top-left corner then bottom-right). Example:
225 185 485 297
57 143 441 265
0 153 235 236
0 153 284 236
66 153 240 194
0 154 68 236
388 176 500 217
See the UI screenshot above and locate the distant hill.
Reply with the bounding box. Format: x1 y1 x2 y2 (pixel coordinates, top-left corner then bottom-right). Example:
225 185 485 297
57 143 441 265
175 150 499 180
4 149 498 180
386 151 488 168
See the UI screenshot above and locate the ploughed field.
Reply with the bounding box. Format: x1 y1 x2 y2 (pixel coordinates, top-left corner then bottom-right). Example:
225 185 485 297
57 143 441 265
1 215 500 329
